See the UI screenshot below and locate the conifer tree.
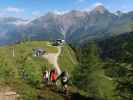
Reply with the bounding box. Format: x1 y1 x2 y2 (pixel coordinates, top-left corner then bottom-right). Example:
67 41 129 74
74 42 102 97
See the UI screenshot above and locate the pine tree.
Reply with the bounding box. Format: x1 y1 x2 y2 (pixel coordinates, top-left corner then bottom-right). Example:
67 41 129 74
73 42 102 97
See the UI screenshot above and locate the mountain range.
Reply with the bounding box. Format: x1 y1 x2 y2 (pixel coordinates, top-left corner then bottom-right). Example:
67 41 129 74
0 5 133 45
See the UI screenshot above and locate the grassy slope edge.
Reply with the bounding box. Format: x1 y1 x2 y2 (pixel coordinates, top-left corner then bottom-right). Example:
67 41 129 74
0 41 77 100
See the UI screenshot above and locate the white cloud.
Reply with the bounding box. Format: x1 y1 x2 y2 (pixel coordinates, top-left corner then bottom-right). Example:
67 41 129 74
93 2 104 7
12 20 31 26
53 10 69 15
5 6 24 13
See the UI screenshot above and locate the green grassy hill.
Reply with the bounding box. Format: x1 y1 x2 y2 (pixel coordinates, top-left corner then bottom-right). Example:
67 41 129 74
0 41 78 100
59 45 78 74
0 40 119 100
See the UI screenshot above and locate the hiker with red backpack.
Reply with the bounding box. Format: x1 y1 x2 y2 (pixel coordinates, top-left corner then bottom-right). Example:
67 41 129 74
50 69 58 87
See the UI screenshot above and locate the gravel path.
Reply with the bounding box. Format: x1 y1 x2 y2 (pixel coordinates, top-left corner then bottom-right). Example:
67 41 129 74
42 46 62 75
0 88 18 100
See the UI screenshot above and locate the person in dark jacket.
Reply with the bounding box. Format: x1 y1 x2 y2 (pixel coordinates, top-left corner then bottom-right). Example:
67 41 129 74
57 71 69 95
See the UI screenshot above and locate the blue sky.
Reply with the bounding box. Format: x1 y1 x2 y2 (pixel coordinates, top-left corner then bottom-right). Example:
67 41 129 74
0 0 133 19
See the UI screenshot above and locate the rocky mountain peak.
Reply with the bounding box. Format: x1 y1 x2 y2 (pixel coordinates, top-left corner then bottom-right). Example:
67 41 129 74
92 5 108 14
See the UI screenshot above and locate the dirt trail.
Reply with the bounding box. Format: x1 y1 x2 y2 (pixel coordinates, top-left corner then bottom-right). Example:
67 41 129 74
42 46 62 75
0 87 18 100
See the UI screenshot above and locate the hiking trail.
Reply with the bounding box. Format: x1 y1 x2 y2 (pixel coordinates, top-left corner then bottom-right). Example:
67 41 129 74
0 87 18 100
42 46 62 75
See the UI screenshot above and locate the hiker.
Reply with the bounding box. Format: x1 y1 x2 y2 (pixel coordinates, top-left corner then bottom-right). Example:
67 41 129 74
57 71 69 95
50 69 57 86
43 70 49 85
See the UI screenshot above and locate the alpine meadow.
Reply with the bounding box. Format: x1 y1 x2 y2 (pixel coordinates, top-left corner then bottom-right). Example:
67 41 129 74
0 0 133 100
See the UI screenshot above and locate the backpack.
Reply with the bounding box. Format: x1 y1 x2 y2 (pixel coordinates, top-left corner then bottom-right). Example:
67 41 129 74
50 71 57 81
62 76 68 83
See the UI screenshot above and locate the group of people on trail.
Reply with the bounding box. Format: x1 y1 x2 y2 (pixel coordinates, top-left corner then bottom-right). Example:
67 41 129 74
43 69 57 85
43 68 69 94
